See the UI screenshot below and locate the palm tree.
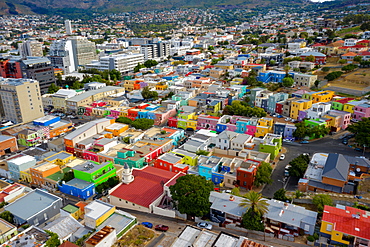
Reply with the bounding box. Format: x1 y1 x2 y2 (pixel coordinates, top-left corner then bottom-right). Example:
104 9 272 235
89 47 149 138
239 191 269 216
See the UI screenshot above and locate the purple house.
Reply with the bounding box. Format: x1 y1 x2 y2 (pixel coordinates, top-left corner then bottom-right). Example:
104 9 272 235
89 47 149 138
196 115 220 131
327 110 351 129
139 81 148 88
298 110 308 121
283 124 297 140
353 103 370 121
108 110 120 118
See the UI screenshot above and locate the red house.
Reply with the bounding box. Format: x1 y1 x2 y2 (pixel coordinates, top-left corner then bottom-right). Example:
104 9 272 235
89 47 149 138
236 159 260 190
300 51 326 65
275 103 283 114
154 153 188 173
168 117 178 128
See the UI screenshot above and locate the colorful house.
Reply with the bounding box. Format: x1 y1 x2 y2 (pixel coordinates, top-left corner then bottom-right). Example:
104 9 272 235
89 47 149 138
290 99 312 120
311 90 334 103
324 110 351 130
154 152 188 173
331 98 355 111
84 200 116 229
259 133 282 159
320 205 370 246
196 115 220 131
58 178 95 200
30 162 61 187
198 155 221 181
236 159 260 190
343 100 367 114
44 151 75 166
115 149 146 169
255 117 274 138
300 51 326 65
17 129 41 147
171 149 198 166
73 160 116 185
353 102 370 121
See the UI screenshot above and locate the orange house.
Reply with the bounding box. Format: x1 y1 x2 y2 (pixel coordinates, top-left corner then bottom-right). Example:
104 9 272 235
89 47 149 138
49 121 73 138
30 162 61 186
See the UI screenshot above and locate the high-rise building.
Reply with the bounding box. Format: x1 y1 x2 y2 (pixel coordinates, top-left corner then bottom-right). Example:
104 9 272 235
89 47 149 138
140 42 170 61
65 20 73 35
18 40 43 58
0 78 44 123
85 53 144 73
48 39 75 74
68 36 97 70
0 56 55 94
20 57 56 94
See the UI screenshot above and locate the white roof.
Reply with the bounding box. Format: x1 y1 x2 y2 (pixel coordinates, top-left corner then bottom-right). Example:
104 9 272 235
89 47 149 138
8 155 35 166
85 201 114 220
43 215 83 239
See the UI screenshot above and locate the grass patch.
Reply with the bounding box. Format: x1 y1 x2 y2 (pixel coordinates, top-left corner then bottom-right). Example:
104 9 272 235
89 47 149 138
335 92 357 97
336 26 361 36
114 225 157 247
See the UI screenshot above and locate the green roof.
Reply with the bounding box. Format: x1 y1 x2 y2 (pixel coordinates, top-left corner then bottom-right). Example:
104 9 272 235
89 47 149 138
62 204 79 214
47 167 71 181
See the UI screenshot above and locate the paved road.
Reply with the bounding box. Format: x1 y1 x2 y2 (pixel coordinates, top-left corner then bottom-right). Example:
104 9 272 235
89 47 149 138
262 132 370 198
325 86 366 96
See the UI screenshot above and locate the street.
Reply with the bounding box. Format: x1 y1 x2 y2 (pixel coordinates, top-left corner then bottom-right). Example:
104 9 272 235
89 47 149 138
262 132 370 198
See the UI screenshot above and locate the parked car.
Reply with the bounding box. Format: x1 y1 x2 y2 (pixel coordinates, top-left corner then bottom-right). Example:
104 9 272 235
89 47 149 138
342 139 348 145
277 115 283 118
285 118 291 121
347 134 355 139
0 177 6 181
354 147 362 152
93 193 103 200
283 139 292 143
6 179 14 184
197 222 213 230
300 140 309 144
141 222 153 228
222 190 231 193
155 225 169 232
279 154 285 160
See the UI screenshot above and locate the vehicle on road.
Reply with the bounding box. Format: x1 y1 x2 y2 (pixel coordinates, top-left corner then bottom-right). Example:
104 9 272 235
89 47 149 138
155 225 169 232
277 115 283 118
300 140 309 144
284 165 291 177
283 139 292 143
279 154 286 160
354 147 362 152
93 193 103 200
0 177 6 181
141 222 153 228
6 179 14 184
342 139 348 145
197 222 213 230
303 153 310 156
222 190 231 193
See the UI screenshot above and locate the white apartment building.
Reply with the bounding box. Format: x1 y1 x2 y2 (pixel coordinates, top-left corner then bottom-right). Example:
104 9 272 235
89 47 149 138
68 36 97 70
140 42 170 61
306 102 332 119
48 39 75 74
65 20 73 35
85 53 144 73
18 40 43 58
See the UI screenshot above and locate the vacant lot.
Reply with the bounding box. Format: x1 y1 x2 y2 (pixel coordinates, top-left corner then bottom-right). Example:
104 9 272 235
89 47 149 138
326 68 370 90
114 225 157 247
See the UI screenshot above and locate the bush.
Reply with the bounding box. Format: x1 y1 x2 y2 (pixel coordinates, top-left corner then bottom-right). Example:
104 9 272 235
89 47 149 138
324 71 343 81
307 235 315 242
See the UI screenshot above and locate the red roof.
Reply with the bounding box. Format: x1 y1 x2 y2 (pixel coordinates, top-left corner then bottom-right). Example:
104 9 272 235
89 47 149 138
342 52 358 57
322 205 370 240
358 39 370 43
359 51 370 56
335 98 355 104
59 241 79 247
109 167 184 208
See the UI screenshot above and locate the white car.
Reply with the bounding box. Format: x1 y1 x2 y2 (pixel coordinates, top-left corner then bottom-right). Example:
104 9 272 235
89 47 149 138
197 222 212 230
280 154 286 160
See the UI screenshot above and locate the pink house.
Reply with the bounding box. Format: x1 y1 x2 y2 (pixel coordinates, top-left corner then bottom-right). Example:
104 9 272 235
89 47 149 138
196 115 220 131
327 110 351 129
83 150 99 162
353 103 370 121
109 110 120 118
245 125 257 136
154 107 177 126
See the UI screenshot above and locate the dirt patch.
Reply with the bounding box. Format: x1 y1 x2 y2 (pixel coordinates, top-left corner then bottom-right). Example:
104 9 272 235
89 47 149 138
324 68 370 90
115 225 158 247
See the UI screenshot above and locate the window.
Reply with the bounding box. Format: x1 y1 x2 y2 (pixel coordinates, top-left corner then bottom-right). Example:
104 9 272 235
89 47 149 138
326 224 332 232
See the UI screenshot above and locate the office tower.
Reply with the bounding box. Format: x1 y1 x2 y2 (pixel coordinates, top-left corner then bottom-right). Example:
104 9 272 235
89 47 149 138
48 39 75 74
85 53 144 73
65 20 73 35
18 40 43 58
68 36 97 70
0 78 44 123
140 42 170 61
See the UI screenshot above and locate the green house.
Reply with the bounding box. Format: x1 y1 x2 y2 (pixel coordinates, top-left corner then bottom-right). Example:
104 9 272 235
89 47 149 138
114 150 145 169
17 129 40 147
259 133 282 159
171 149 198 166
73 161 116 185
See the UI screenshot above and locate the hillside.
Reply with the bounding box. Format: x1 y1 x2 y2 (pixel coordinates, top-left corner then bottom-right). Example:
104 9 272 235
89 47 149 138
0 0 368 16
0 0 304 15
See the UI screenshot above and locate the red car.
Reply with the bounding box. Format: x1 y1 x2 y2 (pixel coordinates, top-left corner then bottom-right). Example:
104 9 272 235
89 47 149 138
155 224 169 232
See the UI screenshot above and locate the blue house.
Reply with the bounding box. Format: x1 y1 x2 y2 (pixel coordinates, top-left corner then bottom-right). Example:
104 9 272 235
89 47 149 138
211 157 232 185
267 93 289 113
274 123 286 136
198 156 221 181
147 111 156 121
58 178 95 200
284 124 297 140
257 71 295 83
236 119 250 134
33 116 60 126
261 98 268 110
137 110 148 119
166 128 185 146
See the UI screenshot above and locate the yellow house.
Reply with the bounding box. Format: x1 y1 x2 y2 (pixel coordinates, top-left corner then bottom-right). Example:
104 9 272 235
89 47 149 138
44 151 75 166
84 200 116 228
105 123 129 136
320 205 369 246
290 99 312 120
255 117 274 138
186 120 197 131
214 63 234 70
52 95 68 112
230 78 243 85
322 114 341 131
62 204 82 220
20 169 32 183
343 101 365 114
155 83 168 91
123 80 135 92
311 90 334 103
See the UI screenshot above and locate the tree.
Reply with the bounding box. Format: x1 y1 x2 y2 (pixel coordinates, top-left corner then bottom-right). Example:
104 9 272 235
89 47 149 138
282 77 294 88
294 190 305 199
241 208 265 231
273 188 288 202
169 174 214 217
293 122 309 139
61 170 74 183
325 71 343 81
230 187 240 196
254 162 273 187
195 150 210 156
338 59 347 65
342 64 358 72
270 60 276 66
116 117 133 125
322 67 330 72
48 83 59 94
123 136 130 144
144 59 158 68
240 191 269 214
288 154 310 178
134 63 145 72
45 230 60 247
141 86 158 100
360 22 370 31
0 211 14 224
347 117 370 147
304 55 315 62
131 118 154 130
314 80 320 88
354 56 363 63
208 45 214 51
313 194 333 213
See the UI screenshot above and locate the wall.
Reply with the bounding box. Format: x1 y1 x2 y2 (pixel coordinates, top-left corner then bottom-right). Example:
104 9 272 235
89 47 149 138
109 195 150 213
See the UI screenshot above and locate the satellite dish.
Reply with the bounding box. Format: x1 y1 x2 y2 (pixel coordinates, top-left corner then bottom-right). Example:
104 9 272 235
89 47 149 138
356 168 361 172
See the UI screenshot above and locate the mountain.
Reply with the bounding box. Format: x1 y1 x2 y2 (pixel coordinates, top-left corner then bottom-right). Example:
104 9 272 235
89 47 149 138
0 0 368 16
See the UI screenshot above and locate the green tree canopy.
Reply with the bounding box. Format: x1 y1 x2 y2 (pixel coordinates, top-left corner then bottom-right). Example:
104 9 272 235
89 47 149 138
116 117 133 125
141 86 158 100
241 208 264 231
282 76 294 88
239 191 269 216
134 63 146 73
347 117 370 147
223 101 267 118
45 230 61 247
131 118 154 130
254 162 273 187
288 154 310 178
169 174 214 217
0 211 14 224
273 188 288 202
304 55 315 62
48 83 59 94
144 59 158 68
313 194 333 213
